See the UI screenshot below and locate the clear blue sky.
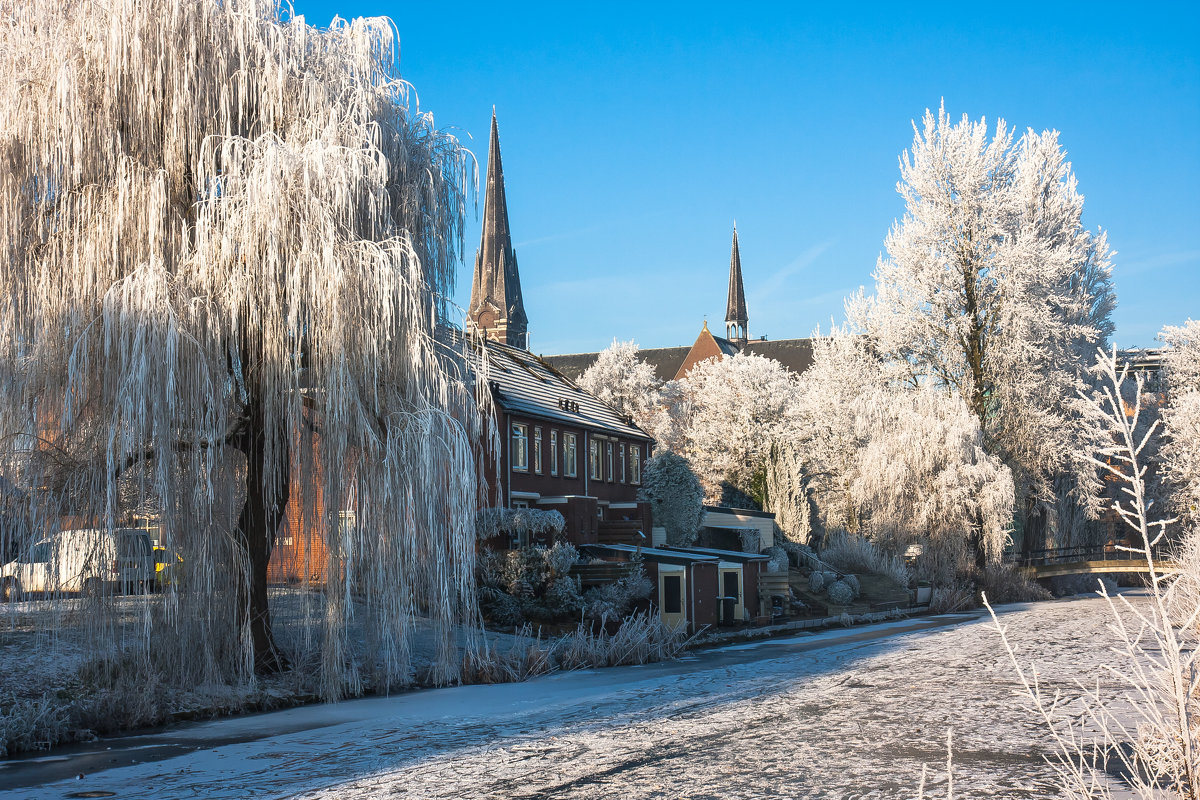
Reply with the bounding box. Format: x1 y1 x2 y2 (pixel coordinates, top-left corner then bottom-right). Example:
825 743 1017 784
294 0 1198 354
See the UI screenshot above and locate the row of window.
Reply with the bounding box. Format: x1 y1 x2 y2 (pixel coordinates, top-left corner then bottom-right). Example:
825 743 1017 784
510 423 641 484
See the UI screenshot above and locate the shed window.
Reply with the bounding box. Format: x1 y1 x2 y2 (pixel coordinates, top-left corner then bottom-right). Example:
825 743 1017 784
663 575 682 614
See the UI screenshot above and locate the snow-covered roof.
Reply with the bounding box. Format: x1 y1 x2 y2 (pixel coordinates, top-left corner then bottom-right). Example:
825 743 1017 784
481 340 651 441
581 543 720 565
661 545 770 562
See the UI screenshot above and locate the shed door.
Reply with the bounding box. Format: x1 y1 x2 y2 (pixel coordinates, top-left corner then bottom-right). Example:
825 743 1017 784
720 568 744 623
658 571 687 628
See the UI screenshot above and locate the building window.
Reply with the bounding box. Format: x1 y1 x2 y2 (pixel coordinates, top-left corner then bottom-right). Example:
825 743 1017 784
630 445 641 484
511 423 528 472
533 427 543 474
589 438 602 480
564 433 578 477
606 441 614 482
620 445 626 483
550 430 558 476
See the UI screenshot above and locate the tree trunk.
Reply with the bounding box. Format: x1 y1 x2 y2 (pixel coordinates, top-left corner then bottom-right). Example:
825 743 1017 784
233 395 290 675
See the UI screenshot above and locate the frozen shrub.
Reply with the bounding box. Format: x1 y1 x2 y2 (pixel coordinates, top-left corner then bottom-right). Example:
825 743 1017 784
738 528 761 553
842 574 861 597
809 571 827 593
543 542 579 579
476 508 567 541
821 570 839 586
821 531 910 587
764 546 789 574
979 563 1051 604
778 539 809 568
827 580 855 605
544 576 584 617
477 586 524 627
583 564 652 623
639 451 704 546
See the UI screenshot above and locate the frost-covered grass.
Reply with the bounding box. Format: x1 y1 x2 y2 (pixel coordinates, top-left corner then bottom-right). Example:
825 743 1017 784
0 591 692 757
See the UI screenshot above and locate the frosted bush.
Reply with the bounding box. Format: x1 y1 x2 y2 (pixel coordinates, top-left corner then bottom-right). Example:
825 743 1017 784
543 542 579 579
583 564 653 623
821 532 910 588
842 574 861 597
764 546 789 574
827 580 855 606
808 571 827 593
543 576 584 617
639 451 704 546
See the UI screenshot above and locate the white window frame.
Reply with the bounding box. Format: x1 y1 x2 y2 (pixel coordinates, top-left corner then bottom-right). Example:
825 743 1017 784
620 445 626 483
550 430 559 476
589 438 602 480
533 427 543 474
606 441 614 482
564 433 578 477
511 423 529 472
630 445 641 485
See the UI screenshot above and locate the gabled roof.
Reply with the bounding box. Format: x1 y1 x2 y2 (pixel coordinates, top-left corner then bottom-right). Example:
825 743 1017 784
480 339 651 440
542 335 815 384
673 322 739 380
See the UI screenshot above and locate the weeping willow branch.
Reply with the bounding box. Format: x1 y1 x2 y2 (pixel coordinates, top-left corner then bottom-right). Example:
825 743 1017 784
0 0 489 700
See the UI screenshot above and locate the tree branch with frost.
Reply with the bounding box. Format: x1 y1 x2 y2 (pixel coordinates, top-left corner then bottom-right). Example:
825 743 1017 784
985 345 1197 800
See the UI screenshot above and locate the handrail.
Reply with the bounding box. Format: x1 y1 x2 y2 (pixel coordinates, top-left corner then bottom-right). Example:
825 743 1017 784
1004 544 1171 567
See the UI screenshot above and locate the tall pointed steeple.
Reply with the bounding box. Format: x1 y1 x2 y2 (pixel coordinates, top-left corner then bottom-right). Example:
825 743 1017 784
468 109 529 349
725 225 748 347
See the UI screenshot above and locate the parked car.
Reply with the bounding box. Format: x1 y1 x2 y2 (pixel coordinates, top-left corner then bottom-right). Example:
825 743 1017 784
0 528 155 601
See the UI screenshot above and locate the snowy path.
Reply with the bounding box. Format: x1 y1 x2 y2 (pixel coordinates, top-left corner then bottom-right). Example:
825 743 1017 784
1 595 1137 799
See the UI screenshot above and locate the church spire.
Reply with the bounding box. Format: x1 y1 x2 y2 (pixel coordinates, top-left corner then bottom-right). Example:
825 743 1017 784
725 225 748 347
468 109 529 349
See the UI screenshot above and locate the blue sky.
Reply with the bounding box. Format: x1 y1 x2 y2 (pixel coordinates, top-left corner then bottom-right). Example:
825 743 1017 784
296 0 1198 354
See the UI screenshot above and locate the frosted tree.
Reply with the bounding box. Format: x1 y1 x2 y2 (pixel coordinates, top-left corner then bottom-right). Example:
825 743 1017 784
1160 320 1200 526
577 340 661 426
851 387 1014 576
784 323 886 538
990 347 1198 800
854 106 1116 552
0 0 486 699
672 352 801 500
638 451 705 547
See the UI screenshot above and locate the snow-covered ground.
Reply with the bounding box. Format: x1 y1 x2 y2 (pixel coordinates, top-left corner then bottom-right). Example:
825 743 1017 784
2 593 1146 799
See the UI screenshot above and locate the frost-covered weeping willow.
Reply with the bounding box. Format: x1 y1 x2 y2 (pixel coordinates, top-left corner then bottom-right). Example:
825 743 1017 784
0 0 488 698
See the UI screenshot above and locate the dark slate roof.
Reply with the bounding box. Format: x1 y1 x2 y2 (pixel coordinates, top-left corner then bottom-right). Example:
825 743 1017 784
481 339 651 440
543 346 689 384
741 338 815 374
726 228 748 327
542 336 815 384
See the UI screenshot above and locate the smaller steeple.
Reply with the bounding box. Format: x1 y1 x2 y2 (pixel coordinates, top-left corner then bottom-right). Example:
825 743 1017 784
468 109 529 349
725 225 748 347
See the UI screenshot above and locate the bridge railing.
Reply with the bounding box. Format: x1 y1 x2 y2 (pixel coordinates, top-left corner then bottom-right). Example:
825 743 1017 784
1005 544 1169 567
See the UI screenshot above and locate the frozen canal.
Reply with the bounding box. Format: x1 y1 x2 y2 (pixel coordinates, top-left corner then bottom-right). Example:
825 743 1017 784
2 594 1137 799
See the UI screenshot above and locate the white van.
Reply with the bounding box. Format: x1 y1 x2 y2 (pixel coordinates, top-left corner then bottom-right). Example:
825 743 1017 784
0 528 155 601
